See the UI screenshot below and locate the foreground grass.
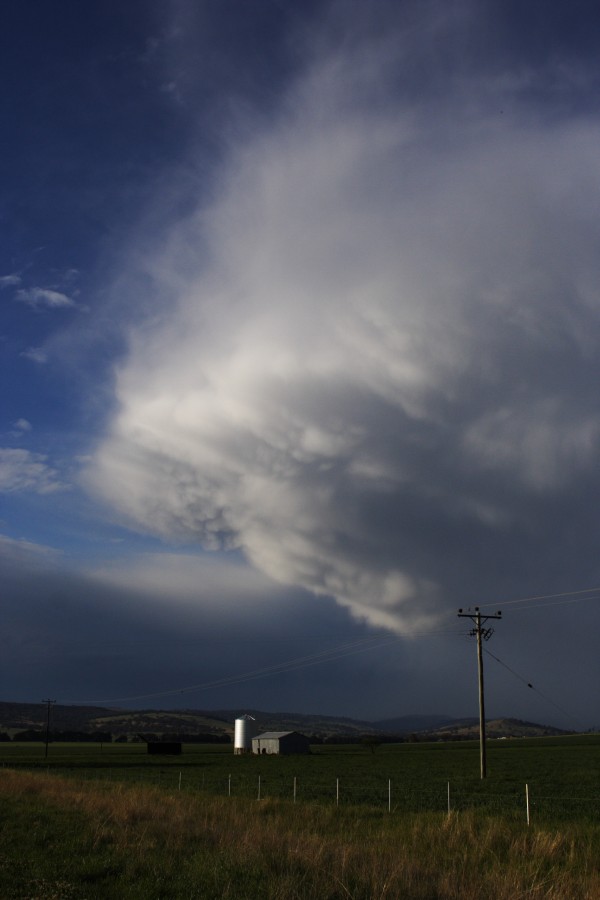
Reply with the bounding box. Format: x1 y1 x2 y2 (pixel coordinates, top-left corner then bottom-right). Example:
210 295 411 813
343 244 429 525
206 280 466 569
0 770 598 899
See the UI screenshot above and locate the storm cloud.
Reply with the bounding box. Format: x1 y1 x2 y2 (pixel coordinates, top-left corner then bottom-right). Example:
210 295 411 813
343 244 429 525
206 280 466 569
87 1 600 637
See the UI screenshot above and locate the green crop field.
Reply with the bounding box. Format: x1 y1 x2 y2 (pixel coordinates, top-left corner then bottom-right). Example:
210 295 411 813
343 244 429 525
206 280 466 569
2 733 599 823
0 737 599 898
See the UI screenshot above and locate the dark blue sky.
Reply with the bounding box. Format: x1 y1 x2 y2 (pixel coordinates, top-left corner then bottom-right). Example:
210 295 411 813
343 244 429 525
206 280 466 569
1 1 599 729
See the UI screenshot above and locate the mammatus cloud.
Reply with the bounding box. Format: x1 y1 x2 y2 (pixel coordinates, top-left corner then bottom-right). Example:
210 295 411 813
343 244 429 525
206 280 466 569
88 3 600 633
0 449 64 494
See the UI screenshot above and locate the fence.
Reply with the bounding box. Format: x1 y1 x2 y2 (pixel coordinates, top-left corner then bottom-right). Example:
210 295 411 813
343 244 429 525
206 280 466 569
209 774 600 823
6 763 598 824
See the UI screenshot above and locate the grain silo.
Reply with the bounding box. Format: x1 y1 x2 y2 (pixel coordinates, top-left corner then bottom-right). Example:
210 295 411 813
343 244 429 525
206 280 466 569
234 715 255 754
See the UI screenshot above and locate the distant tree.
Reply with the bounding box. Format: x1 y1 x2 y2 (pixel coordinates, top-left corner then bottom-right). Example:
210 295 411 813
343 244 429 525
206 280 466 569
361 736 381 754
13 730 44 742
159 732 230 744
49 731 113 743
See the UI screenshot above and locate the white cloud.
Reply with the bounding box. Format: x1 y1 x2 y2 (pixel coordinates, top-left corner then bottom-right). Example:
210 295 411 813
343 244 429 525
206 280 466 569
20 347 48 364
463 401 600 490
0 449 65 494
13 419 32 433
0 533 61 567
89 551 282 612
0 273 21 288
15 287 75 309
87 4 600 633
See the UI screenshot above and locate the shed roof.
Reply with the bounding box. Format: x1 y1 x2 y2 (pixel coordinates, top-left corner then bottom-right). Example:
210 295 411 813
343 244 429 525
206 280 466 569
253 731 296 740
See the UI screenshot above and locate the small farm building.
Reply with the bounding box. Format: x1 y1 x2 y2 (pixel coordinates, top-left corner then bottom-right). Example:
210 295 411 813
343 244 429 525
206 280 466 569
147 741 182 755
252 731 310 755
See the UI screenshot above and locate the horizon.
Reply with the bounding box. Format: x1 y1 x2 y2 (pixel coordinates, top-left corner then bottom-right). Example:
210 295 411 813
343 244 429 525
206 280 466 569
0 698 586 736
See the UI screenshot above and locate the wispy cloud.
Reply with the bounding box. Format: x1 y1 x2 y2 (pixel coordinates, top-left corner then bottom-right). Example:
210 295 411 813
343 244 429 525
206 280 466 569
15 287 76 309
0 533 62 566
20 347 48 364
7 419 33 440
87 1 600 634
0 273 21 289
89 551 281 610
0 449 65 494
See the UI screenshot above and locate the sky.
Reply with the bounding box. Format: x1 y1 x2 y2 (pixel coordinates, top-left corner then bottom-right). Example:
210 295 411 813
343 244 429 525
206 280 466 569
1 0 600 730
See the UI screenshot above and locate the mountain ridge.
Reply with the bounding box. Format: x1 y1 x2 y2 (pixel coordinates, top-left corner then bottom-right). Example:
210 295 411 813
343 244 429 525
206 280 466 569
0 701 572 740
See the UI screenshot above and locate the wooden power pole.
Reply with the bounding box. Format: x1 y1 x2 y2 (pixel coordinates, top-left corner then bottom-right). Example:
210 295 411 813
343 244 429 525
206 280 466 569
457 607 502 779
42 698 55 759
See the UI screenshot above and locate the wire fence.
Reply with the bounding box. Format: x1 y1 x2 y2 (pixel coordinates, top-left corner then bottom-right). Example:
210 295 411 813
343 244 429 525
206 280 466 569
6 763 598 824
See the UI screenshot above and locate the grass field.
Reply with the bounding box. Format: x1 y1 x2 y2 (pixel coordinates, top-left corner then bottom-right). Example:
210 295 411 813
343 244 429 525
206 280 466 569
2 734 598 821
0 736 598 897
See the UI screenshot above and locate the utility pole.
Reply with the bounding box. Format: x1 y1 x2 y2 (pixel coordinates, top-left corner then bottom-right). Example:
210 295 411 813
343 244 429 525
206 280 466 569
42 699 55 759
457 607 502 779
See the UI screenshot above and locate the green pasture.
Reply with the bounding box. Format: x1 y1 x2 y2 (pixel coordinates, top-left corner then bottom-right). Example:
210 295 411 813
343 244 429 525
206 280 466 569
2 734 598 823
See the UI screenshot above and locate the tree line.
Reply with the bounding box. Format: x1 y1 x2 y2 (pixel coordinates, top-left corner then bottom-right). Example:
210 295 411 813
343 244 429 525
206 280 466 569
1 731 232 743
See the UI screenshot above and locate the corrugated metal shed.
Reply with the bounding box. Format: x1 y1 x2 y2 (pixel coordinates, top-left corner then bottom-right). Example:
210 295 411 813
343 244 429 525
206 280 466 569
252 731 310 755
254 731 290 740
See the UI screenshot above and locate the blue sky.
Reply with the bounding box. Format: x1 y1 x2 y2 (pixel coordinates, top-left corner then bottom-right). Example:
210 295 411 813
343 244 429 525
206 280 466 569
1 0 600 729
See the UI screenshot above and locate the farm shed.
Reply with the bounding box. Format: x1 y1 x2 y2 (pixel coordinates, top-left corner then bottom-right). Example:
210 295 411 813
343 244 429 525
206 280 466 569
252 731 310 755
147 741 182 755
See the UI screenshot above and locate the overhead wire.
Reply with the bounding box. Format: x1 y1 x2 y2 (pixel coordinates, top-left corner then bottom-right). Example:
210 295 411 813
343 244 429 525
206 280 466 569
503 596 600 612
62 585 599 714
65 626 463 706
477 586 600 611
483 647 585 730
67 634 387 705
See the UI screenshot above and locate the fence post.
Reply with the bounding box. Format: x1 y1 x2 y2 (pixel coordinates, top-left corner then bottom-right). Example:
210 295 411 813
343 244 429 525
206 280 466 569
336 778 339 807
388 779 391 813
178 771 182 791
228 774 231 797
526 783 530 826
447 782 451 817
258 775 261 801
293 776 297 804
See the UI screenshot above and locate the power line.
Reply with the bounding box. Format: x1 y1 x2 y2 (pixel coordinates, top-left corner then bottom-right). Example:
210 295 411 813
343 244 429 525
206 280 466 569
507 596 600 613
65 627 463 706
478 586 600 611
483 647 585 730
51 587 599 713
66 635 401 704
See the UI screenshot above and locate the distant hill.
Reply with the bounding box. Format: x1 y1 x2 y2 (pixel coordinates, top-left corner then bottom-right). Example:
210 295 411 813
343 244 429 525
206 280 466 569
209 709 380 738
0 702 233 740
0 701 571 741
428 717 570 739
370 714 570 739
371 714 471 733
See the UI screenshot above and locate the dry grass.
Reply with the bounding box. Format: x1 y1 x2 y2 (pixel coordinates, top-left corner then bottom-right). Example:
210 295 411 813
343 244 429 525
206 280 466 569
0 769 598 899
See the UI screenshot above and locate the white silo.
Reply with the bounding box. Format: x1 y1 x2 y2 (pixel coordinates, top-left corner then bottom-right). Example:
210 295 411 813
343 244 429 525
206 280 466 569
234 715 255 754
